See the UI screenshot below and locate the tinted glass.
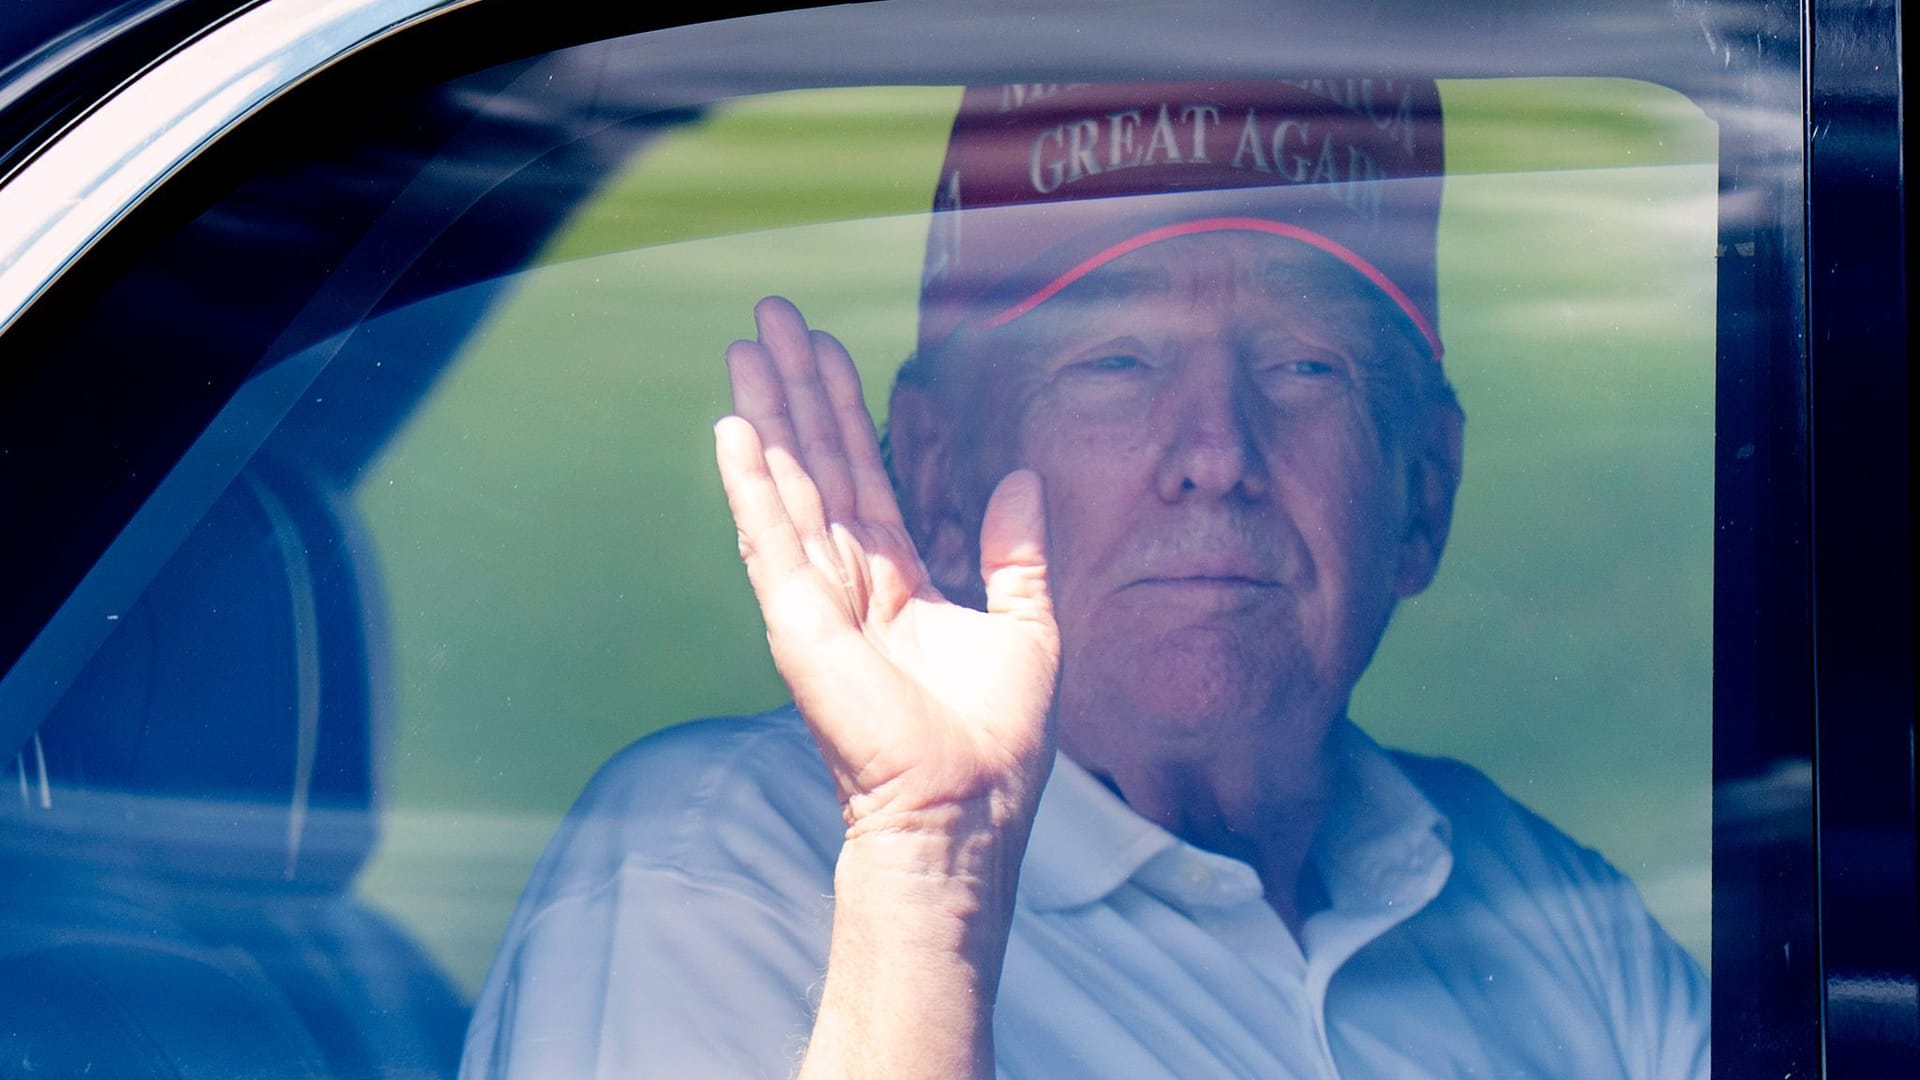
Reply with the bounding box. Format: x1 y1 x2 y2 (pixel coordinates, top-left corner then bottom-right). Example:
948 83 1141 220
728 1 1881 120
0 2 1816 1075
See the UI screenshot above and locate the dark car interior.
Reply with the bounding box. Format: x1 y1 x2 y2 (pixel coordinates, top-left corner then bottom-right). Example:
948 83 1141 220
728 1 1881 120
0 25 732 1068
1 456 465 1077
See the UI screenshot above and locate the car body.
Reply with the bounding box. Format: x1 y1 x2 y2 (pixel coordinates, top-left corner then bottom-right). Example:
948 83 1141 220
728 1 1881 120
0 0 1910 1075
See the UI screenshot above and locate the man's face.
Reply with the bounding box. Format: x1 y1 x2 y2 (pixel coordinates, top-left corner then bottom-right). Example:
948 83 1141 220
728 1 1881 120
929 232 1454 773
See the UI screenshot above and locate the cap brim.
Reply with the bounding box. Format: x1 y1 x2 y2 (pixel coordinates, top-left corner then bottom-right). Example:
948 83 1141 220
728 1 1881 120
975 215 1444 361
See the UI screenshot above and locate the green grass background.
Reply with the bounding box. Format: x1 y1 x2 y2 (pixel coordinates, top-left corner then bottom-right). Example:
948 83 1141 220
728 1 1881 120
352 79 1718 995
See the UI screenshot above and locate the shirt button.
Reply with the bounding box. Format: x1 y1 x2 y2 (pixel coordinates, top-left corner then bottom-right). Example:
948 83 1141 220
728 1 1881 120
1183 864 1215 891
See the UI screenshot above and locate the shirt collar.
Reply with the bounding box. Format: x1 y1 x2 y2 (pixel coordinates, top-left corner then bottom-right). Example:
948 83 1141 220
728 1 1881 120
1310 720 1453 918
1019 751 1177 911
1018 720 1453 918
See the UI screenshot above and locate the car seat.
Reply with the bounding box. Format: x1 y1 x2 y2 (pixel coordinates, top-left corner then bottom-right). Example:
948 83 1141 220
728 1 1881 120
0 453 466 1078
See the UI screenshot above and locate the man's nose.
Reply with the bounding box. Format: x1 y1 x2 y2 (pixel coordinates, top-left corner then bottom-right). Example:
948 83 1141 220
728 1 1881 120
1153 353 1272 503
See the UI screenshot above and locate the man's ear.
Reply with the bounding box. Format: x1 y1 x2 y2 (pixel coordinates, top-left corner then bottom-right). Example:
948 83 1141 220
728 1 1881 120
886 379 985 605
1394 399 1465 598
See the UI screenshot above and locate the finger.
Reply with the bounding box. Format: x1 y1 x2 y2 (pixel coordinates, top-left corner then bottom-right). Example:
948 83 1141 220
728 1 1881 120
755 297 857 525
727 337 829 541
713 415 812 591
979 470 1053 630
812 329 904 528
717 418 864 654
724 337 797 449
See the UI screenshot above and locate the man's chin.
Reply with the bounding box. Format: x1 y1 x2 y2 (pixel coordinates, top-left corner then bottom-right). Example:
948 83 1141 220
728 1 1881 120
1066 624 1314 736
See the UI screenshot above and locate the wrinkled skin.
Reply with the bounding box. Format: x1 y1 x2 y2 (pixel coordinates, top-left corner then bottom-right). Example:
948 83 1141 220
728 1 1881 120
890 233 1461 829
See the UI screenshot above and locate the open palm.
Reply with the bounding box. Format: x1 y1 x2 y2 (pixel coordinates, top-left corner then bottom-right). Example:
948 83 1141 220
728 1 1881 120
714 297 1061 835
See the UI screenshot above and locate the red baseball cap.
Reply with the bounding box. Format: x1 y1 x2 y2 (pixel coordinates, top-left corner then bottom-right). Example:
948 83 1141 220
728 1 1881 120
916 80 1446 362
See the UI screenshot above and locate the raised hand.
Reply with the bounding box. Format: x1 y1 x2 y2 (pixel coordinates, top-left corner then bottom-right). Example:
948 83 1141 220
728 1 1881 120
714 296 1061 840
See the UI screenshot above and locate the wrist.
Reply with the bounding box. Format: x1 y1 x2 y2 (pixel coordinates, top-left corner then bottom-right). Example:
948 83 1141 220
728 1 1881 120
811 825 1024 1080
836 815 1029 914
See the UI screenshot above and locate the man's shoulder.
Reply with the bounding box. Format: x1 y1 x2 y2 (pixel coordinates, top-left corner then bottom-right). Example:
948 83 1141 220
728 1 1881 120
1378 743 1697 974
463 710 839 1077
1372 743 1709 1074
1383 746 1535 825
578 706 827 813
533 706 842 899
1383 745 1626 895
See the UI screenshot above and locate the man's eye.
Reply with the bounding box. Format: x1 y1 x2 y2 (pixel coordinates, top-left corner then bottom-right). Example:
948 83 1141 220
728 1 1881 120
1073 353 1145 373
1278 358 1337 376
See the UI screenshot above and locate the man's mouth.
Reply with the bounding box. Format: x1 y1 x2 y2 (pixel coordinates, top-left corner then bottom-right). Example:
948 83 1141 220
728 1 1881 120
1132 574 1281 587
1112 528 1302 595
1124 563 1286 591
1114 574 1285 616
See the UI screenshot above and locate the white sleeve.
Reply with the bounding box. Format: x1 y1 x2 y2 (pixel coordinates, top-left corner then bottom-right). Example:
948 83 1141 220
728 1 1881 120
463 864 829 1079
459 714 840 1079
1599 863 1710 1080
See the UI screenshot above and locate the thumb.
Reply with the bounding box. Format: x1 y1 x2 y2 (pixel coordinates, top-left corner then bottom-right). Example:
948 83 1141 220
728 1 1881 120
979 470 1052 626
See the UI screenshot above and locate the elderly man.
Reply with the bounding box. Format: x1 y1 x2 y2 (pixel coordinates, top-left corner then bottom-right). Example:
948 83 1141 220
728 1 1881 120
463 81 1707 1079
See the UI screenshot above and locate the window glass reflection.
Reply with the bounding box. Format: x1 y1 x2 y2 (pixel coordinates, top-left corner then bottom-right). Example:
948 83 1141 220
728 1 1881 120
339 78 1715 1009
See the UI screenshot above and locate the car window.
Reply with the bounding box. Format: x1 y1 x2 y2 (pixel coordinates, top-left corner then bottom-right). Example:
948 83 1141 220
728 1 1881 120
0 2 1829 1075
323 76 1720 993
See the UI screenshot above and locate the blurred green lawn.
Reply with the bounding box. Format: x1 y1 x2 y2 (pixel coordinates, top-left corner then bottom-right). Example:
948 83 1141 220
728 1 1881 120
352 79 1717 995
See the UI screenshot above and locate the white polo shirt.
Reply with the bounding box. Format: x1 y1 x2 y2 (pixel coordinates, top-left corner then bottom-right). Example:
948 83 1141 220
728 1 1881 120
461 708 1707 1078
